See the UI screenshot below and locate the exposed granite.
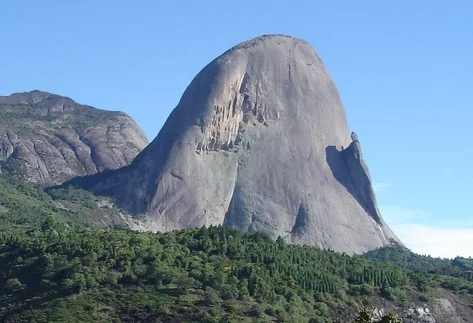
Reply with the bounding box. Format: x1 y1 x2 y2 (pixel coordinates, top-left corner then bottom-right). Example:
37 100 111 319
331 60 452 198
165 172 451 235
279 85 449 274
0 90 148 185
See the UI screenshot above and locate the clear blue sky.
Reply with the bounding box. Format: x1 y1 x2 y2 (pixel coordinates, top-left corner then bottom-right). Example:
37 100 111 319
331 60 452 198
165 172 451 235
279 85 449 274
1 1 472 257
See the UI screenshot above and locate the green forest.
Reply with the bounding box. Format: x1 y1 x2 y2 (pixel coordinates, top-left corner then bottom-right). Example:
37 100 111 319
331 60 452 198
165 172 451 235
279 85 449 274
1 175 472 322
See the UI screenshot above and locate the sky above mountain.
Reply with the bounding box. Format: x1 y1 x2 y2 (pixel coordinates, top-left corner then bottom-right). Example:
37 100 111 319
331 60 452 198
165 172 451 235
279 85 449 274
1 1 472 258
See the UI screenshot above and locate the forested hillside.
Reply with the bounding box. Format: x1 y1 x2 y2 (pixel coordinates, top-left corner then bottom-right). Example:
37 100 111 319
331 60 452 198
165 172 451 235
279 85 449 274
0 226 416 322
366 245 473 283
0 175 131 235
0 175 472 322
1 226 473 322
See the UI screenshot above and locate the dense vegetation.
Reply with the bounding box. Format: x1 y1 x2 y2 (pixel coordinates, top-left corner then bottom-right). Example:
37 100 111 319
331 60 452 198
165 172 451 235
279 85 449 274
366 245 473 284
1 224 472 322
0 175 472 322
0 225 404 322
0 175 130 235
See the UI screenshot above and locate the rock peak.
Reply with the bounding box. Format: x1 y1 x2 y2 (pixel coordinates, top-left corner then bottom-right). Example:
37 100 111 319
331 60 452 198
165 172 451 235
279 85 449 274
0 90 55 105
71 35 401 254
221 34 313 60
233 34 308 47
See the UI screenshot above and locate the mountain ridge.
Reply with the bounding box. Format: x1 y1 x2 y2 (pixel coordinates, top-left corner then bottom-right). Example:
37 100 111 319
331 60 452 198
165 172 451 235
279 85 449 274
0 90 148 186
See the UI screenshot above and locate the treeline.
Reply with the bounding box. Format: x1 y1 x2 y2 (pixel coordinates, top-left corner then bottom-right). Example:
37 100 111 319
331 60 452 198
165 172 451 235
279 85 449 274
1 220 472 322
366 244 473 285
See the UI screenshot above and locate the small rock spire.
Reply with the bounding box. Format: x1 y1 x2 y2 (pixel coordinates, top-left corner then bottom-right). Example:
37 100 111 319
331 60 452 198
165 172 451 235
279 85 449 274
351 132 359 142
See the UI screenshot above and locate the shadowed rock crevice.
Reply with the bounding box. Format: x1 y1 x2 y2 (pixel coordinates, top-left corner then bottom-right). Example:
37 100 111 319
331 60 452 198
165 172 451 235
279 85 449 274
325 134 382 224
223 185 252 231
291 203 310 235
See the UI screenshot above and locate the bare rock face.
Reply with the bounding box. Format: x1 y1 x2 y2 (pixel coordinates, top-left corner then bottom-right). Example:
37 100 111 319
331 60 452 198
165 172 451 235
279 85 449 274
0 90 148 185
73 35 400 253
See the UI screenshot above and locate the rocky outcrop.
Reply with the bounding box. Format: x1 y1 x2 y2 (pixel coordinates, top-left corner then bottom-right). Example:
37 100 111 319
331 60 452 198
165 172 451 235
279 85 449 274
0 90 148 185
70 34 400 254
370 290 473 323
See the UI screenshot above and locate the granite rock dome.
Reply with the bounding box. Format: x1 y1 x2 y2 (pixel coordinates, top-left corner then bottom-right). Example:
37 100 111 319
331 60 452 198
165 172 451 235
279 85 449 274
72 35 400 254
